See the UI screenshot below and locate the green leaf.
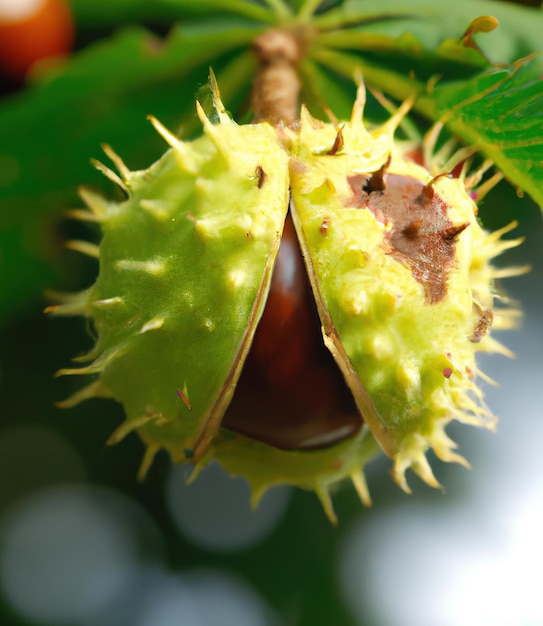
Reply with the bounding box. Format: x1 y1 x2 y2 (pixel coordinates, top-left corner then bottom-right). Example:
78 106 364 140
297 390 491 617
299 58 359 120
316 0 543 64
432 53 543 210
308 47 425 105
70 0 277 26
313 30 488 89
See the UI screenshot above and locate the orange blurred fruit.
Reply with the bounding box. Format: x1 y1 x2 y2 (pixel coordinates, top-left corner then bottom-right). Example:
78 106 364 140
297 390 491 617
0 0 74 80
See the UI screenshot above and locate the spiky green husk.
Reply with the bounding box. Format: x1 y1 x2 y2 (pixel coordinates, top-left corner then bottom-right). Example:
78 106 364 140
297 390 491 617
57 101 290 457
52 82 520 521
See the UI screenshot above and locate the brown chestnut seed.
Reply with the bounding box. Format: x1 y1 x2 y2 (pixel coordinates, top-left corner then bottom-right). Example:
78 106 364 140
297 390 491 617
222 213 362 450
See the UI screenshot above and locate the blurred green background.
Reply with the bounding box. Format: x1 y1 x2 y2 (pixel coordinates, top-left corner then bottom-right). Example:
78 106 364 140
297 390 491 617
0 1 542 625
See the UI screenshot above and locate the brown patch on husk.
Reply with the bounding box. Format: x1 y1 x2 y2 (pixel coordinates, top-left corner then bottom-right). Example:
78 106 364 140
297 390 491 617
347 173 469 304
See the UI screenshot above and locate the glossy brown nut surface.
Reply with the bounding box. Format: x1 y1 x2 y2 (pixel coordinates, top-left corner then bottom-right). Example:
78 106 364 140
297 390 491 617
222 213 362 450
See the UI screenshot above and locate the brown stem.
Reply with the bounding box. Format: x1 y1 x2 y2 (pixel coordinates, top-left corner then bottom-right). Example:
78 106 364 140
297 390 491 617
250 29 304 126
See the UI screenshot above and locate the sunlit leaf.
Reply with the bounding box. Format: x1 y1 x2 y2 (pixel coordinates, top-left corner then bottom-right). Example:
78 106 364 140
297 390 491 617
316 0 543 64
432 53 543 210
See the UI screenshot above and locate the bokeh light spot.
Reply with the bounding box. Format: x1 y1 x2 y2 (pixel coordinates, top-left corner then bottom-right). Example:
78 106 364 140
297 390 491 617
0 484 162 625
166 462 290 552
134 568 277 626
